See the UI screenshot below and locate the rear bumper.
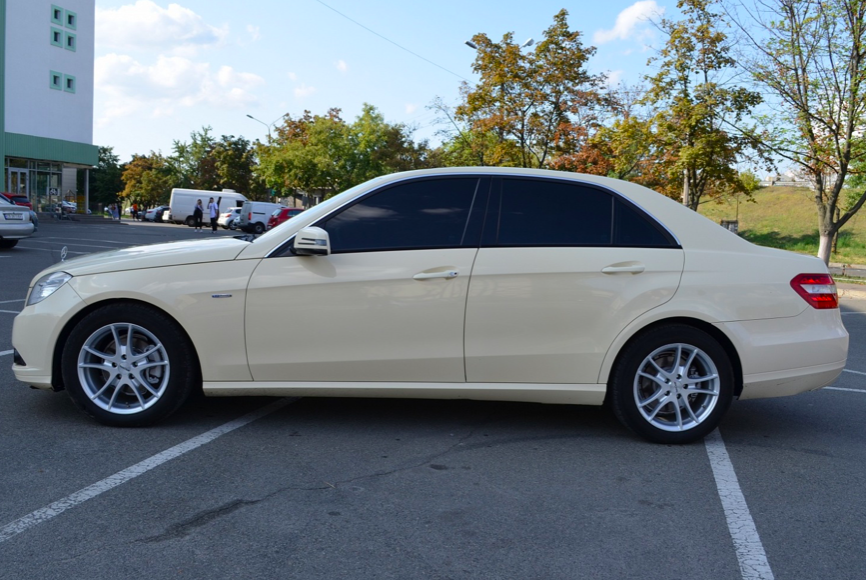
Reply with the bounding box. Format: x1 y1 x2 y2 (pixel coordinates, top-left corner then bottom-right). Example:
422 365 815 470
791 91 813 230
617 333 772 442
0 223 34 239
716 308 849 399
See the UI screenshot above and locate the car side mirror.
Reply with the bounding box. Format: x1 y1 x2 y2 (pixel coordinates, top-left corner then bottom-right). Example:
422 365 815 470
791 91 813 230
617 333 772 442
293 227 331 256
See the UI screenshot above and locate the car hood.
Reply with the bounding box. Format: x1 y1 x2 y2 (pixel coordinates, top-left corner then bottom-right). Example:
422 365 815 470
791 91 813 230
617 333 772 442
32 237 252 281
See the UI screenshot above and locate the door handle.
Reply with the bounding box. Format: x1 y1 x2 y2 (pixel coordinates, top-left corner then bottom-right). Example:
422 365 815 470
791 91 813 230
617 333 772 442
413 270 459 280
601 264 645 274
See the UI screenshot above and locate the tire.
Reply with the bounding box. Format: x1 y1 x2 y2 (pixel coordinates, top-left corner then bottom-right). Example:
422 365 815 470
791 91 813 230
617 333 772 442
609 325 733 444
61 303 198 427
253 222 265 235
185 216 195 227
0 239 18 249
229 221 237 230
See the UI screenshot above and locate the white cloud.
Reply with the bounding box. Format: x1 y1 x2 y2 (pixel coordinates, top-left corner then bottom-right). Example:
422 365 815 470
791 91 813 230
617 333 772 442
405 103 418 114
96 0 228 55
336 59 348 73
246 24 260 42
593 1 664 44
94 53 264 126
294 84 316 98
605 70 624 87
288 72 298 81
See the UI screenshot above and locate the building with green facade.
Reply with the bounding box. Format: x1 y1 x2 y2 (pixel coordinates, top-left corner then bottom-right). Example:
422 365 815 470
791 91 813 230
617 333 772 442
2 0 97 211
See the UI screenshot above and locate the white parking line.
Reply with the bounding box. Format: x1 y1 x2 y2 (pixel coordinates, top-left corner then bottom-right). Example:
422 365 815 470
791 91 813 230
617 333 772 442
0 299 24 304
824 386 866 393
0 397 297 544
12 246 86 255
705 429 775 580
0 310 20 314
0 350 12 357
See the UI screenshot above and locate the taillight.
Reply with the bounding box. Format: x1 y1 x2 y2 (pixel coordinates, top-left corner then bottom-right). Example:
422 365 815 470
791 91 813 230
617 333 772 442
790 274 838 309
248 212 252 220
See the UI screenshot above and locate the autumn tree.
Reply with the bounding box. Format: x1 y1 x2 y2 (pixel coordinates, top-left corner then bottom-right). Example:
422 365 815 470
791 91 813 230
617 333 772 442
731 0 866 264
120 153 173 207
451 9 603 168
642 0 764 209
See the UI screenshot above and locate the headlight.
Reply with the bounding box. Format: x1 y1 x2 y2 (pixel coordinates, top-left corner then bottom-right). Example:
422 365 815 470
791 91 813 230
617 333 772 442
26 272 72 306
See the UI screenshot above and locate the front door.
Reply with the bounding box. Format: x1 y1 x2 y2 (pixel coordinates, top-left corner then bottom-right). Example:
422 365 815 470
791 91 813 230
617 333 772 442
245 176 489 383
8 169 28 198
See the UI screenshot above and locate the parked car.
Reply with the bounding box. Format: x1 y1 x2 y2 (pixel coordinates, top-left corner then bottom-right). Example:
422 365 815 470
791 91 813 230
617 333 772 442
60 200 77 214
238 200 282 234
267 207 304 230
143 205 170 222
2 193 33 209
0 197 34 248
218 207 242 229
11 168 849 443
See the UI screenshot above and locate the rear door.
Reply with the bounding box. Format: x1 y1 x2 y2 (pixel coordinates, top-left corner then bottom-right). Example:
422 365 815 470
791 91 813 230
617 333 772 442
464 177 685 384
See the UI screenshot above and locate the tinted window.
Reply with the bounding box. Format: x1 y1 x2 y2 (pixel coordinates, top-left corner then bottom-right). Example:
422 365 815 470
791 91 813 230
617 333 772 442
496 179 612 246
614 198 676 247
321 177 482 253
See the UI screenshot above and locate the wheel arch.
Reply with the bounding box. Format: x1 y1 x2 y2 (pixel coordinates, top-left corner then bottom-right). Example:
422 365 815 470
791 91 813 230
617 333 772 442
601 316 744 399
51 298 203 392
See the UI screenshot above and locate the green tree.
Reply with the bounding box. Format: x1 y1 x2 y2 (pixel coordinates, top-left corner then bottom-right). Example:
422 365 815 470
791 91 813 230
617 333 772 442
258 105 436 199
641 0 764 209
452 9 603 168
86 146 125 206
732 0 866 264
168 127 218 190
211 135 268 200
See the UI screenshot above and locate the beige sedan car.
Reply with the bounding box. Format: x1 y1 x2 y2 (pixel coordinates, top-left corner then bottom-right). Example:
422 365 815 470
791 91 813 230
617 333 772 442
11 168 848 443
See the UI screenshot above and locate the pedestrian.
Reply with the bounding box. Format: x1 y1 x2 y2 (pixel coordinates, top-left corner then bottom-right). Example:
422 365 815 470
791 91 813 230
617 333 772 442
193 199 204 232
207 196 219 233
131 202 138 221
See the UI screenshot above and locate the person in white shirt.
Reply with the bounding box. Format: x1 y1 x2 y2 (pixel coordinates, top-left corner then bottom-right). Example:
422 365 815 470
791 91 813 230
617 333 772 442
207 197 219 233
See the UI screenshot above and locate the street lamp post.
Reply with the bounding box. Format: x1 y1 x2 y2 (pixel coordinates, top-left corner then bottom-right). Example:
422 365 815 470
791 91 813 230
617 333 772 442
245 114 284 142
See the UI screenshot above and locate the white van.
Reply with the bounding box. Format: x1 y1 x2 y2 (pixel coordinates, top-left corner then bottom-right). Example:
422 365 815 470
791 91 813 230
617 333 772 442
167 188 248 226
239 200 283 234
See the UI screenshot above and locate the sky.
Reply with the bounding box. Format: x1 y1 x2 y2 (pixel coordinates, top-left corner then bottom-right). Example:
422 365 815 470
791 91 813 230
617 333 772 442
93 0 678 161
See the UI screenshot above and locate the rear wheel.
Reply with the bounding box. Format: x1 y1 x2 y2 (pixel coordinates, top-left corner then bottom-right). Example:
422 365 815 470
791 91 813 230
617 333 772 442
61 303 198 426
609 325 733 444
185 216 195 227
253 222 265 235
0 239 18 249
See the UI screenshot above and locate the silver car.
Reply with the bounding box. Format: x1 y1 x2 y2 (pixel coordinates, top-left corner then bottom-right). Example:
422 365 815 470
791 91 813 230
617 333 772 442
0 198 34 249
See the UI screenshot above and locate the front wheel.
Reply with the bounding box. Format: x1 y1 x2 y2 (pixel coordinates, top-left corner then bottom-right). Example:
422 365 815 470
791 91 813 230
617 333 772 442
61 303 198 426
609 325 733 444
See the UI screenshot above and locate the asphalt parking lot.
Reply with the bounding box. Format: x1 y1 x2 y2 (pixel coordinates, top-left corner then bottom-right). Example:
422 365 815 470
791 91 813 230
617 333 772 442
2 219 865 580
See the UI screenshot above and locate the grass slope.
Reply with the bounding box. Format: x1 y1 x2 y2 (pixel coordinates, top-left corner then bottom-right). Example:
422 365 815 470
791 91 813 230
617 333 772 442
698 186 866 265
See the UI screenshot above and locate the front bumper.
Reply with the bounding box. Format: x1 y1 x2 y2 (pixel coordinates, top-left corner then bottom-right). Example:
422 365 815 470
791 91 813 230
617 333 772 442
11 283 86 390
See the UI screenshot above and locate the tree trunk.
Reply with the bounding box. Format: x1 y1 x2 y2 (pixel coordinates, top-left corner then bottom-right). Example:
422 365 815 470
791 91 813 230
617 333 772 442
817 232 834 265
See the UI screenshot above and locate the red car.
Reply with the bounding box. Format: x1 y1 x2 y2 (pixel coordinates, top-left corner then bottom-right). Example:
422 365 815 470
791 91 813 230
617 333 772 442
0 193 32 209
266 207 304 230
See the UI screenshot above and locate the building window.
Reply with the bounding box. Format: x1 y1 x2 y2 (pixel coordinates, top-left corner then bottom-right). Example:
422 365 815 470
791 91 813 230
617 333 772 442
65 10 77 29
63 74 76 93
65 32 76 51
51 27 63 47
50 71 62 90
51 5 63 25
